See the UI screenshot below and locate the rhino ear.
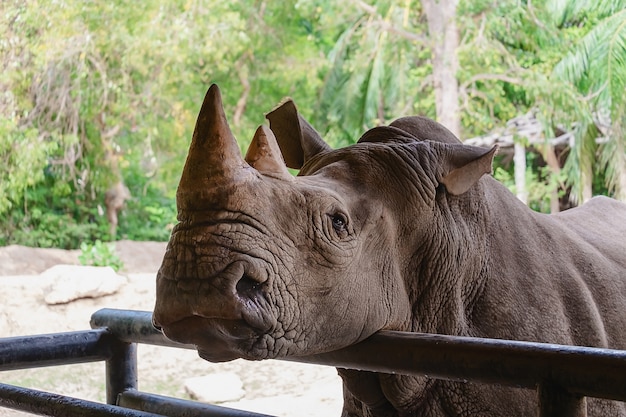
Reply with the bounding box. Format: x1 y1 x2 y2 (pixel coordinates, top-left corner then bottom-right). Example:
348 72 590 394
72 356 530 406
266 99 331 169
245 125 293 181
438 144 498 195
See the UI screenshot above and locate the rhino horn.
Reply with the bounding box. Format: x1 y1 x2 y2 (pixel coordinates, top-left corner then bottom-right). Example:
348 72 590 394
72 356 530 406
177 84 254 209
245 125 293 181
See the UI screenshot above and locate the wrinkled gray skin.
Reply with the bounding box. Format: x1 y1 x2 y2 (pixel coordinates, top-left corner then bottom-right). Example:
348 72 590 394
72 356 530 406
153 85 626 417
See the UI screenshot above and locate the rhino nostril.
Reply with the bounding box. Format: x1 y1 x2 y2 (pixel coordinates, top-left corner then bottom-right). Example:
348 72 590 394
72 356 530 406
236 274 263 296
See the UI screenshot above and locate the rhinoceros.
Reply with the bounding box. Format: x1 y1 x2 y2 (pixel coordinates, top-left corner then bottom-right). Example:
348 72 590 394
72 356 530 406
153 84 626 416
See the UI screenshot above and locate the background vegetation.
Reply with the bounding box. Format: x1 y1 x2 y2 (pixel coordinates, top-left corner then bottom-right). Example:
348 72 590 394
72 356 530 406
1 0 625 248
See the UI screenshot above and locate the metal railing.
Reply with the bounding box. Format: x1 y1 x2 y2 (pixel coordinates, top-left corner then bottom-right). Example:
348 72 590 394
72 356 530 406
1 308 626 416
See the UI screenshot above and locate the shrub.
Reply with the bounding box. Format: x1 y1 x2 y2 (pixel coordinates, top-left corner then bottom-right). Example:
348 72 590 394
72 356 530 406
78 240 124 272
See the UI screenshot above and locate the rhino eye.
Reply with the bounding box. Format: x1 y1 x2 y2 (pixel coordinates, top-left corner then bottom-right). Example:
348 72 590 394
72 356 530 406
330 212 348 234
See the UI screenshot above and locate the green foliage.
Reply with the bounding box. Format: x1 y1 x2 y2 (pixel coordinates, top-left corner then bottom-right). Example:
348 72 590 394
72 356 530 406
551 6 626 200
116 179 177 242
1 0 625 252
493 153 567 213
524 157 566 214
0 118 51 216
315 0 431 146
0 170 110 248
458 0 626 202
0 0 324 247
78 240 124 272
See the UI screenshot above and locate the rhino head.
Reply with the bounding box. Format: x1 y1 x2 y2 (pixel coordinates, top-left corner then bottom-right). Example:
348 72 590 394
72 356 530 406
152 84 496 363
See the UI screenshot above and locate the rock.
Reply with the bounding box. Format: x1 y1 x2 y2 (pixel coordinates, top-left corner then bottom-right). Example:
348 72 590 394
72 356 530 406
0 245 80 276
114 240 167 274
184 373 246 403
41 265 127 305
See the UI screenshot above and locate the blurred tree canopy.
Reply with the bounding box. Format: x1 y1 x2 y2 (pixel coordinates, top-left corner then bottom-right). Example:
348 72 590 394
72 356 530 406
0 0 624 248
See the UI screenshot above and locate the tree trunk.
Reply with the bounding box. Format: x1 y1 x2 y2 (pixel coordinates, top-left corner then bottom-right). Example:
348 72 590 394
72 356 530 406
233 53 252 127
617 165 626 202
543 144 561 213
581 159 593 205
613 133 626 202
514 142 528 204
422 0 461 138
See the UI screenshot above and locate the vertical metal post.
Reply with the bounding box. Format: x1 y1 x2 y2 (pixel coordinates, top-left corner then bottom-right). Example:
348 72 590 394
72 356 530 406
538 382 587 417
106 338 138 405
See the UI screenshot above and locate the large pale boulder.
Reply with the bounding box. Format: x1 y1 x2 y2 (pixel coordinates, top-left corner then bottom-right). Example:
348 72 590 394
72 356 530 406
184 373 245 403
41 265 127 305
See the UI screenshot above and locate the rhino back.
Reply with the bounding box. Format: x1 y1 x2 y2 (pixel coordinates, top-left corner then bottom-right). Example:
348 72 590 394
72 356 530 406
476 183 626 350
553 196 626 267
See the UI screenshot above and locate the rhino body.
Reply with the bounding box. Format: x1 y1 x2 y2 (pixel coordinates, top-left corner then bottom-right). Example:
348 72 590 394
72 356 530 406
153 85 626 417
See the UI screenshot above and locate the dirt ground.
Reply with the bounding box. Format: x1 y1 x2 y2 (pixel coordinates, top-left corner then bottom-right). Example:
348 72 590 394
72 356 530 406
0 241 343 416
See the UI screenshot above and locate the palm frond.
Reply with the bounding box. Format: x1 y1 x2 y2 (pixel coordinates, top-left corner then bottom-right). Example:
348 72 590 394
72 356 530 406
550 8 626 202
546 0 626 26
553 9 626 97
317 4 425 145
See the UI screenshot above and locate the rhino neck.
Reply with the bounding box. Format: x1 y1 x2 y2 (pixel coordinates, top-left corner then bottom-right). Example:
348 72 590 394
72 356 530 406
341 177 530 417
399 178 491 337
338 369 443 416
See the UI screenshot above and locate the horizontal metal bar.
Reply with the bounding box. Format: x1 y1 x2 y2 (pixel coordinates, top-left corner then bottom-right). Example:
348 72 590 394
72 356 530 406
0 383 164 417
118 389 275 417
0 329 113 371
301 330 626 402
91 309 194 349
91 308 626 403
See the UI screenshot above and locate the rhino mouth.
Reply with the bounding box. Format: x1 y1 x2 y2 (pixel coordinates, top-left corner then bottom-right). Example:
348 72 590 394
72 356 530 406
155 260 285 361
162 315 263 362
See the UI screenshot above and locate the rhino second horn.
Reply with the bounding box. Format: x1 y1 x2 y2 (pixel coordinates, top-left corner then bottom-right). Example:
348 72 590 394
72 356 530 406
245 125 293 181
177 84 254 208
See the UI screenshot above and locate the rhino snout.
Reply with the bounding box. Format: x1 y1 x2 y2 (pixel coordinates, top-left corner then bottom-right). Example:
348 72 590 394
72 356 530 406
151 316 162 332
153 260 271 342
